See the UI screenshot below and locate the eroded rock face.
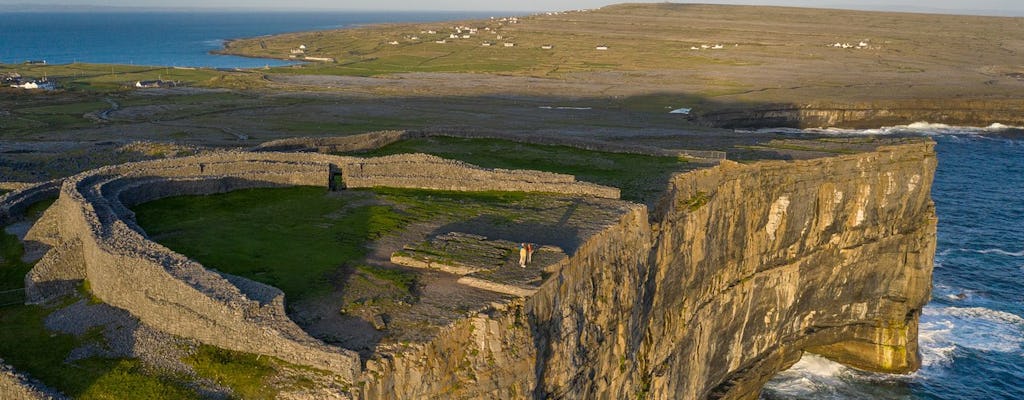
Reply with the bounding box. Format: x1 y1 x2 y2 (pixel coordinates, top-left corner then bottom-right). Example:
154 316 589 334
361 141 936 399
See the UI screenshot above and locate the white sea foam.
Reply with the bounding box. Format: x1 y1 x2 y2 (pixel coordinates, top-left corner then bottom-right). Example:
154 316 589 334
920 306 1024 358
764 354 850 398
745 121 1024 137
974 247 1024 257
765 305 1024 398
201 39 226 47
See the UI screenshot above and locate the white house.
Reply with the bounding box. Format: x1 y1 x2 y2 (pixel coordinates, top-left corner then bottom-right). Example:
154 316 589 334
299 44 306 50
503 42 515 47
388 41 400 45
595 45 609 50
435 39 447 44
711 44 724 49
15 79 56 90
482 42 493 47
541 44 553 49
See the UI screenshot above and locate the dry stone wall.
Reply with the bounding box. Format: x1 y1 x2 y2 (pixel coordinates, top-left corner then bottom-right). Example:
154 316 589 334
0 180 61 226
14 150 618 384
0 359 65 400
341 153 619 198
254 129 728 161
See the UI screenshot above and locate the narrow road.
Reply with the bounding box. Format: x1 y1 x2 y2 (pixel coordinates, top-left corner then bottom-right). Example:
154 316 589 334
94 98 120 122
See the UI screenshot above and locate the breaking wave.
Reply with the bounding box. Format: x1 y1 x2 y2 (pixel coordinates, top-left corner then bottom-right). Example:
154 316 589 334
763 305 1024 399
740 122 1024 136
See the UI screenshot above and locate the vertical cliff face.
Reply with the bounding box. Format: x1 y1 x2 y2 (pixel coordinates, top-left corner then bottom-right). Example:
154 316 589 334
360 141 937 399
637 142 937 399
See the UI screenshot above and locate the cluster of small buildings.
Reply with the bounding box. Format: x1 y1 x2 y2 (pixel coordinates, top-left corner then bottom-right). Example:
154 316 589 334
690 44 736 50
492 16 520 24
3 72 56 90
285 44 334 62
288 44 307 58
134 80 176 89
422 24 499 46
829 41 870 49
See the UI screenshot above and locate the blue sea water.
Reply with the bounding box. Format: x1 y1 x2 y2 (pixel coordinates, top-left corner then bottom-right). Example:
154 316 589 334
763 124 1024 399
0 11 493 68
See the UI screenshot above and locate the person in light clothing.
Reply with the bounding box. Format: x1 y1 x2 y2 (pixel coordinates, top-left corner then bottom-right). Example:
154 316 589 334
519 243 527 268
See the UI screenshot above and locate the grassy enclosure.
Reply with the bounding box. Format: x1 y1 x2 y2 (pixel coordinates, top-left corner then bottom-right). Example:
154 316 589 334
132 186 548 304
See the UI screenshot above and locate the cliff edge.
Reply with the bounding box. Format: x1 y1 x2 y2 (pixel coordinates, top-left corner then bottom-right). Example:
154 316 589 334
359 140 936 399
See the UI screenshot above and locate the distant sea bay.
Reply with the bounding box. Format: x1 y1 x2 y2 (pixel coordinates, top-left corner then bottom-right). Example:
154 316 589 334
0 11 496 68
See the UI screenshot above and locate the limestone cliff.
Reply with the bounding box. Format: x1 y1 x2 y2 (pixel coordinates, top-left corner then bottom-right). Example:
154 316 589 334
359 141 936 399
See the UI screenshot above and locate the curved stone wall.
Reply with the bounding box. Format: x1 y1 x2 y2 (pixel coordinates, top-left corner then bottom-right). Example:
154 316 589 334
0 180 61 226
17 151 619 382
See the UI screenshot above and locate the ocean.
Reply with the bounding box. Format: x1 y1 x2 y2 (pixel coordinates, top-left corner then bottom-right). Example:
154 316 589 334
0 11 494 68
3 11 1022 399
763 124 1024 399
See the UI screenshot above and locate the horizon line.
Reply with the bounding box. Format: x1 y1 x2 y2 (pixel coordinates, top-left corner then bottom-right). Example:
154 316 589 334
0 3 1021 18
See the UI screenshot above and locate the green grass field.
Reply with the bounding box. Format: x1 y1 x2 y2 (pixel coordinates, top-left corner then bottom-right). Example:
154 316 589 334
356 136 693 204
0 63 260 92
131 186 560 305
133 186 399 302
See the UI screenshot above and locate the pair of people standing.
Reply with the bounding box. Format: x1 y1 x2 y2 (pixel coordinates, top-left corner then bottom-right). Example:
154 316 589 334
518 243 534 268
